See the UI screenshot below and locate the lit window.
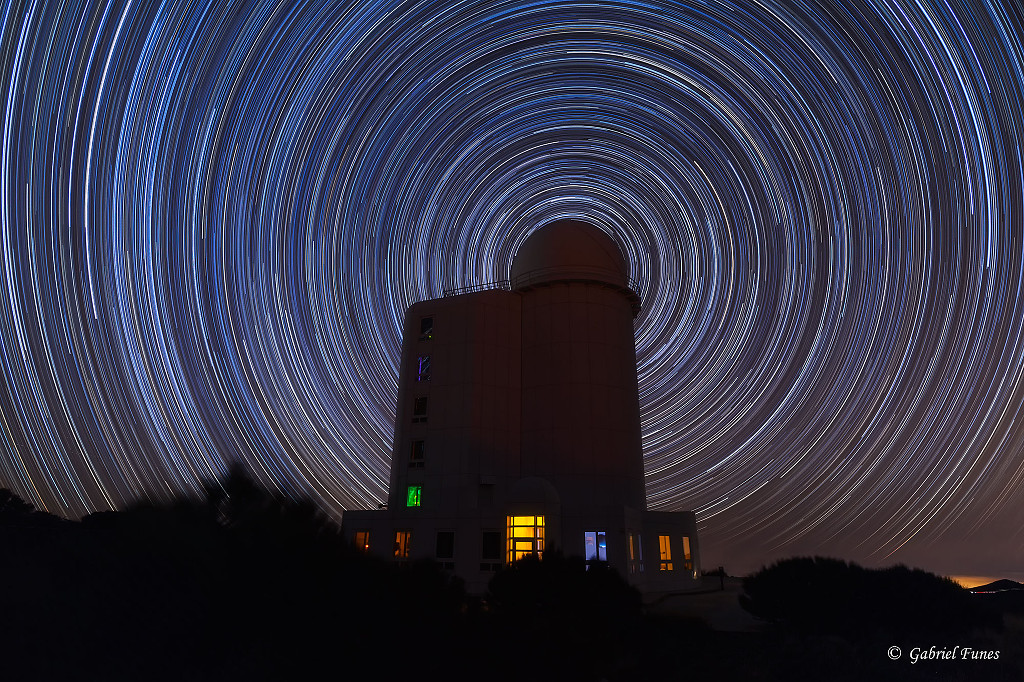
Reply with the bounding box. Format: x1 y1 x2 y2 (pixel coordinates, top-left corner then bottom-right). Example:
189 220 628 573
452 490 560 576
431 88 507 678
394 531 411 559
584 530 607 563
412 396 428 423
506 515 545 562
409 440 425 468
416 355 431 381
628 533 644 574
682 536 693 573
354 530 370 552
419 316 433 341
406 485 422 507
659 535 673 571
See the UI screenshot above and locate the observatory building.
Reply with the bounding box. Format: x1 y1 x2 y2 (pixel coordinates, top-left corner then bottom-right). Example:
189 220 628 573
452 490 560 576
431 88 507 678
343 220 699 593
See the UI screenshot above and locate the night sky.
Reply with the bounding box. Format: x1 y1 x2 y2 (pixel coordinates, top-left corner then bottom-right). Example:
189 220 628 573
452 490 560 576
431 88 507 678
2 0 1023 579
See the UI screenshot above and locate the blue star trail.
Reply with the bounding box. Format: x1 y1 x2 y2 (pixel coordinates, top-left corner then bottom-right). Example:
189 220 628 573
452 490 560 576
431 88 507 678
1 0 1022 575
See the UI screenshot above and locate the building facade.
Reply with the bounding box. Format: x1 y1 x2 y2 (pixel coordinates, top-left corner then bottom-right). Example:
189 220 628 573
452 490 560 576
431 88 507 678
343 220 699 593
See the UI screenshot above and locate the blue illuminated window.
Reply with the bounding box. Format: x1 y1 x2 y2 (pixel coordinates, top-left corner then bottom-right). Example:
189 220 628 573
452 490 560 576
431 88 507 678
416 355 431 381
584 530 607 564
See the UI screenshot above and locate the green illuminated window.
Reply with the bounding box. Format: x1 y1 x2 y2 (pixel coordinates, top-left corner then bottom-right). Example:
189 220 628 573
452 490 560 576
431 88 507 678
407 485 422 507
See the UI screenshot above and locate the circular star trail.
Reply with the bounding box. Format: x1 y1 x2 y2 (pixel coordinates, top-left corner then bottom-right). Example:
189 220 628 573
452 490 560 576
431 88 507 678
2 0 1023 573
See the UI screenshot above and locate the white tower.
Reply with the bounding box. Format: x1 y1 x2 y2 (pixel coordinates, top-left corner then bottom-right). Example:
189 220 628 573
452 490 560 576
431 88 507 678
344 220 700 594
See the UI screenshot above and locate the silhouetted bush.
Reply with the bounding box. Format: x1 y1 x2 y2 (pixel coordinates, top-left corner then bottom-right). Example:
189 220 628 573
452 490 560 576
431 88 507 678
482 551 643 680
739 556 1002 640
0 472 474 681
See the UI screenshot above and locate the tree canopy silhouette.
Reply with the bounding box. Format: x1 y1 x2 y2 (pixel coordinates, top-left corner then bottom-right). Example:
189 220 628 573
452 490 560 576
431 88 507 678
739 556 1001 639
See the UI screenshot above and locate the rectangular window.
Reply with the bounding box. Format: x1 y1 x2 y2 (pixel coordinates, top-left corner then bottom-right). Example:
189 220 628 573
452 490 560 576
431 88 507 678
406 485 422 507
480 530 501 571
627 533 644 574
409 440 425 468
481 530 500 560
682 536 693 573
419 316 433 341
436 531 455 559
354 530 370 553
478 483 494 508
584 531 607 563
507 515 545 563
394 531 411 559
412 396 428 423
659 535 673 571
416 355 431 381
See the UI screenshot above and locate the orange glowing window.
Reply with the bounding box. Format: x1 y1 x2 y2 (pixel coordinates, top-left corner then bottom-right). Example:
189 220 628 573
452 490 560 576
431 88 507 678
659 535 673 571
628 533 644 574
682 536 693 573
506 515 545 562
354 530 370 552
394 531 411 559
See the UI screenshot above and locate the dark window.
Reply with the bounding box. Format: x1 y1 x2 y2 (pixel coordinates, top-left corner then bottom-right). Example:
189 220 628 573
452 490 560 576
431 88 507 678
416 355 431 381
478 483 494 507
412 396 428 423
436 531 455 559
409 440 425 467
419 316 433 341
481 530 500 561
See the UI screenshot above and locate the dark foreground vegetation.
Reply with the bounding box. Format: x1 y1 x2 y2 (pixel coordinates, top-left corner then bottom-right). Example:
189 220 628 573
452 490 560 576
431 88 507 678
739 556 1024 681
2 478 1022 682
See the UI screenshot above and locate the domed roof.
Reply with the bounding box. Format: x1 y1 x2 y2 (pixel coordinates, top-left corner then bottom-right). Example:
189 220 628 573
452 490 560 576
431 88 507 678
510 220 630 290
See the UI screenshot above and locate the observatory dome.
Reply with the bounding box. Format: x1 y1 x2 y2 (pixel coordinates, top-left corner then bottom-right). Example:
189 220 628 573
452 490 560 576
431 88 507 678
510 220 630 290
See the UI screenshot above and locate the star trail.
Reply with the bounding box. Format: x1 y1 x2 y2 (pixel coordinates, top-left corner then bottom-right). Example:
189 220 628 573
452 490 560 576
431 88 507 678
2 0 1023 576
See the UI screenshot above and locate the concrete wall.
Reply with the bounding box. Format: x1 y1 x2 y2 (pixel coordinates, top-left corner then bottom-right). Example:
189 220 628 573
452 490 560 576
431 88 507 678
389 290 522 516
519 280 647 513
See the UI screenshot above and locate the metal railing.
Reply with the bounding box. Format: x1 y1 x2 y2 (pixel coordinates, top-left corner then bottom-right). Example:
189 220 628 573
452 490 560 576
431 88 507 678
442 266 642 314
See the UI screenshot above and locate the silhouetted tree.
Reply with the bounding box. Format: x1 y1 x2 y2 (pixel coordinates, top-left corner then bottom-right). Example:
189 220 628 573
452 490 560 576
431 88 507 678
484 551 643 680
740 556 1001 640
0 488 34 516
